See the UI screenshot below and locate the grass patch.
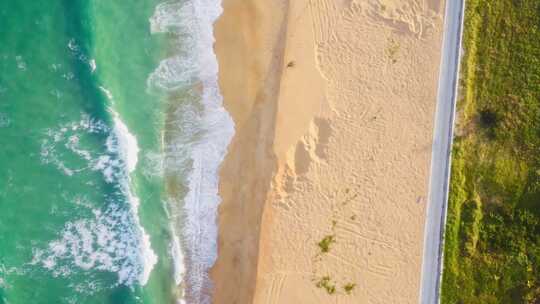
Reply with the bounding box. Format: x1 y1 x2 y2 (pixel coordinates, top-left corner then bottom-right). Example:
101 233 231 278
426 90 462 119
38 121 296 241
343 282 356 295
386 38 400 64
316 276 336 295
441 0 540 303
318 235 336 253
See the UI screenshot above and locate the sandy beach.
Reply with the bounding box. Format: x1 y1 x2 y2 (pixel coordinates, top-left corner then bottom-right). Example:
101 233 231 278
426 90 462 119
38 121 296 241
211 0 445 302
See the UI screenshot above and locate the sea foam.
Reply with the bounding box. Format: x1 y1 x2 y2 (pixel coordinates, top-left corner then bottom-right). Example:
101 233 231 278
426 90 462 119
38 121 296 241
170 224 186 285
36 95 157 287
110 110 158 286
149 0 234 302
0 113 11 128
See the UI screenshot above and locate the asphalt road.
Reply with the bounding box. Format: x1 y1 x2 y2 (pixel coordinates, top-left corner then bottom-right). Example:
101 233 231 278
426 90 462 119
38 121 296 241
419 0 466 303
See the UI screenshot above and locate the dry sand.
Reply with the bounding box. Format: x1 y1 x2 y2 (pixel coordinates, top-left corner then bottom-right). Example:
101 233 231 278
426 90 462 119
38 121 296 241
211 0 445 303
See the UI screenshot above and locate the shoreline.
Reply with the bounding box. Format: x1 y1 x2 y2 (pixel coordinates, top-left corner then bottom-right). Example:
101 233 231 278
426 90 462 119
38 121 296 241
212 0 447 302
211 0 289 302
150 1 235 302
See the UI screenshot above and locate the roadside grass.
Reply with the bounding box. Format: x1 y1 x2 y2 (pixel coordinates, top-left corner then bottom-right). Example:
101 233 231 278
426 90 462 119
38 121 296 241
441 0 540 303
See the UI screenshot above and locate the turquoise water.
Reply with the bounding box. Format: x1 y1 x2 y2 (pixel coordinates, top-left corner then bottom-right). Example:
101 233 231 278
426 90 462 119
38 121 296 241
0 1 233 303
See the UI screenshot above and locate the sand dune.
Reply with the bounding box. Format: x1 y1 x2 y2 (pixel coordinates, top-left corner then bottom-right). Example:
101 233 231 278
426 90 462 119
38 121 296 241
212 0 445 302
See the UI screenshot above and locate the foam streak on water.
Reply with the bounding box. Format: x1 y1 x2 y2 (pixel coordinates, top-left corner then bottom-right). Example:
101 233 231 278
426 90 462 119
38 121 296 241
35 92 157 288
149 1 234 303
110 110 158 286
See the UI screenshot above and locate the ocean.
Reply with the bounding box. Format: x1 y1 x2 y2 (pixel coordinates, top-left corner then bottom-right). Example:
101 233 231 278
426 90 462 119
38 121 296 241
0 1 233 303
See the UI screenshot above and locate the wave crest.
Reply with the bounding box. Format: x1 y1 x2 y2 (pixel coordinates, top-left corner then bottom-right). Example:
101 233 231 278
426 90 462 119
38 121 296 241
149 0 234 302
37 110 157 287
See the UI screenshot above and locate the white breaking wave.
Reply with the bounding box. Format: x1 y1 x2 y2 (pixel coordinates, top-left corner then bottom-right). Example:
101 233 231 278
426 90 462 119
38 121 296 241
89 59 97 73
149 0 234 303
111 113 139 174
110 110 158 286
37 104 157 286
31 203 148 286
99 86 114 100
170 224 186 285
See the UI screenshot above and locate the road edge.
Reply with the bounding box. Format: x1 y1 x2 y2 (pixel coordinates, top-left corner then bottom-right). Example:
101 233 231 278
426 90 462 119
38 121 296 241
418 0 466 303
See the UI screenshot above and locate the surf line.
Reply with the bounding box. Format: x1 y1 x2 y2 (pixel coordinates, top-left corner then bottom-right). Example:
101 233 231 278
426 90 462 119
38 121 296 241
101 85 158 286
148 0 234 302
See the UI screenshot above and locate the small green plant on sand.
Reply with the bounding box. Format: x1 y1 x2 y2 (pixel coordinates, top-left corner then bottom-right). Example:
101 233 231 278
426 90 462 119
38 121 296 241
344 282 356 295
316 276 336 294
318 235 336 253
386 38 400 64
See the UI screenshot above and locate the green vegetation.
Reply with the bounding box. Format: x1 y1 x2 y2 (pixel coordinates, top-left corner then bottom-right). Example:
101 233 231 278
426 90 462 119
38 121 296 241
343 282 356 295
316 276 336 295
441 0 540 303
386 38 400 64
312 188 359 295
318 235 336 253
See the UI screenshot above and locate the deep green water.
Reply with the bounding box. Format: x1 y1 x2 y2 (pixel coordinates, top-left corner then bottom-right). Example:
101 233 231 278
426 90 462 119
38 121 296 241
0 1 185 303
